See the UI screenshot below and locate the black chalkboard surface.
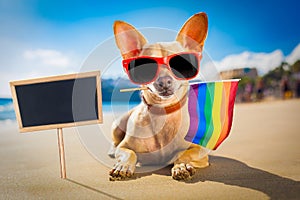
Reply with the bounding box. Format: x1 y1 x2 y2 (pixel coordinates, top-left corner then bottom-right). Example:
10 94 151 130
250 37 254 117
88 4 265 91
10 71 102 132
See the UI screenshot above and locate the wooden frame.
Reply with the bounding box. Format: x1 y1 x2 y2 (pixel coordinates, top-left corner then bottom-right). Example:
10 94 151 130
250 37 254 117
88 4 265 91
10 71 102 179
10 71 102 133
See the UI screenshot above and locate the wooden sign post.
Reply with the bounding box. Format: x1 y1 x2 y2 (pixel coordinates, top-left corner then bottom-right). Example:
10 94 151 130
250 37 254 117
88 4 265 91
57 128 66 179
10 71 102 179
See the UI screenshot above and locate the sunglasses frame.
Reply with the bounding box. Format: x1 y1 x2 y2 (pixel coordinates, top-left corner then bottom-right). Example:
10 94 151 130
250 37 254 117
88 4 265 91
122 52 202 85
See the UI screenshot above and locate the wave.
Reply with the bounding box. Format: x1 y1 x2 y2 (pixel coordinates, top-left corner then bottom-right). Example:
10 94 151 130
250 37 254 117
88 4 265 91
0 103 14 112
0 119 16 126
0 98 16 121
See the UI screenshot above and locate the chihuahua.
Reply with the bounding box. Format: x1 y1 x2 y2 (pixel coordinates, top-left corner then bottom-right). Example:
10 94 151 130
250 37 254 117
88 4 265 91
108 12 209 181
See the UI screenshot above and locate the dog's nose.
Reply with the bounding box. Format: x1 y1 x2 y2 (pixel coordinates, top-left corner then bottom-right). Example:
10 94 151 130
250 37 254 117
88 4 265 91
156 76 173 89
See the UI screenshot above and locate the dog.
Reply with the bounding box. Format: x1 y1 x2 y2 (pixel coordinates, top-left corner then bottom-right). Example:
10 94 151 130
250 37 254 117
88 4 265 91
108 12 209 181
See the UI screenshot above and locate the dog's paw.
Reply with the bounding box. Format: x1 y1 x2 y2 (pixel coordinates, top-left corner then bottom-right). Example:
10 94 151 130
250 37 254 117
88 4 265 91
109 162 135 181
171 163 196 181
107 144 116 158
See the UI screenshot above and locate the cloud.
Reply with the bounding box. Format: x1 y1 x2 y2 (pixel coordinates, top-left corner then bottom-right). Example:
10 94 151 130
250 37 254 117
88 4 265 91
285 43 300 65
0 48 80 97
23 49 70 68
204 49 284 75
203 43 300 76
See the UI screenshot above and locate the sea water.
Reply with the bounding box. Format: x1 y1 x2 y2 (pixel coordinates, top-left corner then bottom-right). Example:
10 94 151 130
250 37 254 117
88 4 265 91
0 98 140 122
0 98 15 121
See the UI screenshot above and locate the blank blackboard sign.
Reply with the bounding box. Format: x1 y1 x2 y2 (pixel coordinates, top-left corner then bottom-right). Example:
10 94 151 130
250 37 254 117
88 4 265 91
10 71 102 132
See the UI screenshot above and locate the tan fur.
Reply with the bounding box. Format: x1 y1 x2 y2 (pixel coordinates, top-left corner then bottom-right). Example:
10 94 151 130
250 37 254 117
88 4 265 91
109 12 209 181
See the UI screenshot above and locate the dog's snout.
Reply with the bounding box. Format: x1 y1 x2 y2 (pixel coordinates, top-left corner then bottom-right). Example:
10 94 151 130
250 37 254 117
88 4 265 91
152 75 175 97
156 76 173 89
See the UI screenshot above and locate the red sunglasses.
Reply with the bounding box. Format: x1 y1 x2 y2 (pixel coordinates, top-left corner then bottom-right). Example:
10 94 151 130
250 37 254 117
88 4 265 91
122 52 201 85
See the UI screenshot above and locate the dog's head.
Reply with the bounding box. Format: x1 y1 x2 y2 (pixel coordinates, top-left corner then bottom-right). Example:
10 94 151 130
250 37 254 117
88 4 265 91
114 13 208 105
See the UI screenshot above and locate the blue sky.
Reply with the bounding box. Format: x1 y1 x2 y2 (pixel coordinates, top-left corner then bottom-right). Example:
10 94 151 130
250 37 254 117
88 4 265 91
7 0 299 56
0 0 299 96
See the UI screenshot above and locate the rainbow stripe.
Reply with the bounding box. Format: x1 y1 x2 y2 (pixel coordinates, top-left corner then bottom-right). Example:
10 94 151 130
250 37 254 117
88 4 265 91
185 80 239 150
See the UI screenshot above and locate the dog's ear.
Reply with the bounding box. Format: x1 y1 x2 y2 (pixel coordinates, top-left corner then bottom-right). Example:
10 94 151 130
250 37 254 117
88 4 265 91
114 21 147 59
176 12 208 51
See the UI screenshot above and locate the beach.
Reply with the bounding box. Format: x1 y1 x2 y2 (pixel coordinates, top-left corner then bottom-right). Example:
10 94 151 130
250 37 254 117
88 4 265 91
0 99 299 199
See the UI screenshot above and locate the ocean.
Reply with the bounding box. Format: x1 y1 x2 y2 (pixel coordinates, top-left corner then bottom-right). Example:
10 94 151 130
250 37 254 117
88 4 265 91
0 98 15 121
0 98 140 122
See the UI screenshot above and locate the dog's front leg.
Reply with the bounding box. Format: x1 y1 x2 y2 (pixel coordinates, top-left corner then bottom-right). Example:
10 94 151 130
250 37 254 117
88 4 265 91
172 143 209 181
108 109 134 158
109 146 137 181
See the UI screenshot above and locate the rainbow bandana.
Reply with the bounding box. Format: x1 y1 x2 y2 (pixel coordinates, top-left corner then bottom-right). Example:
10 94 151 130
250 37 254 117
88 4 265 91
185 79 239 150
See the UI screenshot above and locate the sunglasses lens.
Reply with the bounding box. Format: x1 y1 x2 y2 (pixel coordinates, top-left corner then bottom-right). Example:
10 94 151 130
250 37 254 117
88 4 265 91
169 53 199 79
128 58 158 84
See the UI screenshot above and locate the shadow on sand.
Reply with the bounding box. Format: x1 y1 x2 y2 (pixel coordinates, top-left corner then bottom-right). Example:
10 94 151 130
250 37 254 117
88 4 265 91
66 179 123 200
137 156 300 200
66 156 299 200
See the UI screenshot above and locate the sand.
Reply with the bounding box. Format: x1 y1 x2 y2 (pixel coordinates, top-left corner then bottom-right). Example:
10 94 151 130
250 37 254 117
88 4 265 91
0 99 299 199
